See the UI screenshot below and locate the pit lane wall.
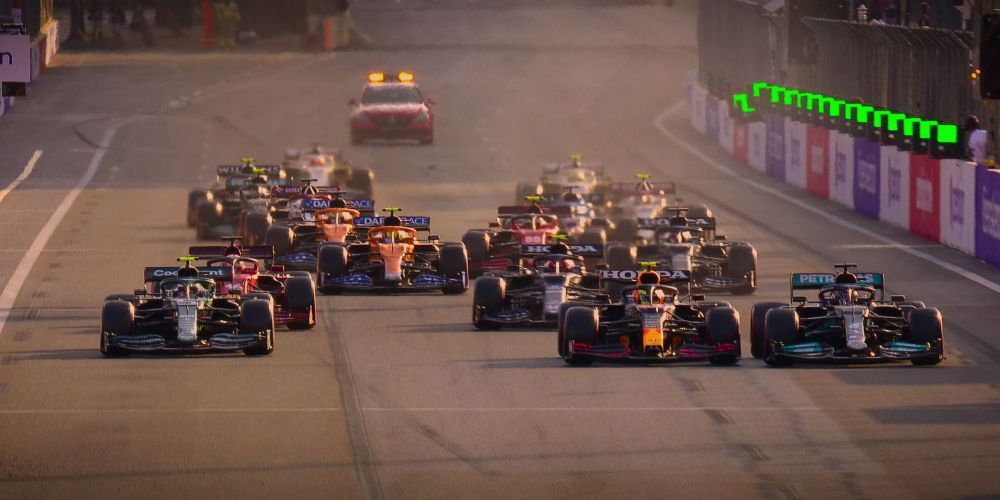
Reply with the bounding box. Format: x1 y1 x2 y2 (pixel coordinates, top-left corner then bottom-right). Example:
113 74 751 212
688 82 1000 268
0 20 59 119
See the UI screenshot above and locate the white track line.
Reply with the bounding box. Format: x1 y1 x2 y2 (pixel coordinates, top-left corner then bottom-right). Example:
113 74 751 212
0 406 824 415
0 126 120 338
0 150 43 205
653 103 1000 295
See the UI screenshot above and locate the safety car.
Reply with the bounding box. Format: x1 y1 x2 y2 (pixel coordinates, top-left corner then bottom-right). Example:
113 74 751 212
349 71 434 145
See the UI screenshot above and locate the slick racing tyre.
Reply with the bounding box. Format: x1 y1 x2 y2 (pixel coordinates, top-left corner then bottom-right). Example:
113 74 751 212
763 308 798 366
104 294 139 307
579 227 607 246
195 200 222 240
562 307 598 366
285 276 317 330
610 218 638 242
242 299 275 356
100 300 134 357
750 302 786 359
462 231 490 266
728 244 757 295
244 212 271 246
686 204 713 220
243 292 274 306
187 190 211 228
317 244 348 294
707 307 741 365
266 226 294 256
556 302 577 357
908 307 944 366
348 167 375 199
439 243 469 295
472 277 505 329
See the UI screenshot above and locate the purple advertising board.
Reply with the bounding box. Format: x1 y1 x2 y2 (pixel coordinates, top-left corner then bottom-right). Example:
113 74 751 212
853 138 880 219
705 96 719 143
975 166 1000 266
765 114 786 181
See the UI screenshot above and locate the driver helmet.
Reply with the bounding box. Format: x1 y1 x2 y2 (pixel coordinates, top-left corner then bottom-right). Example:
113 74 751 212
549 241 571 255
832 288 857 306
309 157 326 167
384 215 402 226
529 203 544 214
562 192 583 203
331 198 348 209
637 271 660 286
177 266 198 278
668 215 688 226
835 272 859 284
310 144 323 155
223 244 241 257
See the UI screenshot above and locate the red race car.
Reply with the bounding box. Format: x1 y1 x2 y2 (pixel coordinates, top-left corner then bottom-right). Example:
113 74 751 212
348 71 435 145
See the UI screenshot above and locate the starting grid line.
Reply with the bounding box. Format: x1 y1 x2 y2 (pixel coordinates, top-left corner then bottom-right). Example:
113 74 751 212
0 407 826 415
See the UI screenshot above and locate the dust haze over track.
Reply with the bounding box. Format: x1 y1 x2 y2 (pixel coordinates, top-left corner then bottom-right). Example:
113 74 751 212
1 2 999 498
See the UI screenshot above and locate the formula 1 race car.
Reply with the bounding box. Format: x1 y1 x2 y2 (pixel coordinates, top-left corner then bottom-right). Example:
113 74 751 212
514 154 612 200
189 161 287 242
264 186 375 271
602 174 680 241
100 258 275 356
349 71 435 145
558 265 741 366
750 264 944 366
463 201 606 276
605 210 757 294
316 209 468 294
472 242 610 329
282 144 375 199
187 239 317 330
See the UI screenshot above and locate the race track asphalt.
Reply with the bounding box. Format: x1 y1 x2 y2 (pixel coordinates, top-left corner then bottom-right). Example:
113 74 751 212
1 2 999 498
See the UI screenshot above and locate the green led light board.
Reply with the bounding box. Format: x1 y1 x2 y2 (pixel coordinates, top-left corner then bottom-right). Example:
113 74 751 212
728 82 959 144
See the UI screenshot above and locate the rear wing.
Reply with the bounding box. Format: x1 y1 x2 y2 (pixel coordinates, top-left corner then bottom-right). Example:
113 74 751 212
542 162 606 175
637 217 716 231
790 272 884 290
143 267 233 282
520 244 604 257
225 176 284 189
538 193 606 205
217 164 281 176
187 246 274 260
355 215 431 231
599 269 692 283
497 205 573 216
608 181 676 195
270 185 351 197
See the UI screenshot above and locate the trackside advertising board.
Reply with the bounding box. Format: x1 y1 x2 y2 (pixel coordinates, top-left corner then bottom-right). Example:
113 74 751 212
705 96 719 143
733 122 749 164
748 121 766 172
690 85 707 134
909 154 940 242
785 119 807 189
765 114 786 181
976 166 1000 266
829 132 855 209
0 35 31 83
939 160 977 254
718 99 734 153
879 146 910 229
806 125 830 198
853 138 880 219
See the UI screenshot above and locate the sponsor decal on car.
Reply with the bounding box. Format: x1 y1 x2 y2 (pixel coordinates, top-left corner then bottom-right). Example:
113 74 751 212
599 269 691 281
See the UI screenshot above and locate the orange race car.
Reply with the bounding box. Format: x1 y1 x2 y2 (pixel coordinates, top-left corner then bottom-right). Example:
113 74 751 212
316 208 467 294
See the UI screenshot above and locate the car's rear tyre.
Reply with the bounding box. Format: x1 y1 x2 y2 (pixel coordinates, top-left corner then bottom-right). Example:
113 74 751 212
439 243 469 295
707 307 741 365
563 307 598 366
462 230 490 269
556 302 578 357
266 226 294 256
579 227 606 246
348 167 375 199
763 308 798 366
244 292 274 305
195 200 221 240
187 190 210 228
244 212 271 246
242 299 275 356
285 276 316 330
317 244 348 294
610 218 638 242
728 244 757 295
750 302 785 359
472 277 505 329
104 294 139 307
908 307 944 366
606 244 637 269
100 300 133 357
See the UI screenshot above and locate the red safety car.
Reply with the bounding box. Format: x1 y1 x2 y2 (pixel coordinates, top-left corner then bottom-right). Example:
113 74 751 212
348 71 434 145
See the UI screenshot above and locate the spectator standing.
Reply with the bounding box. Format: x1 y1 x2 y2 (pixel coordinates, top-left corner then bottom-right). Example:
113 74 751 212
966 115 987 166
88 0 105 44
